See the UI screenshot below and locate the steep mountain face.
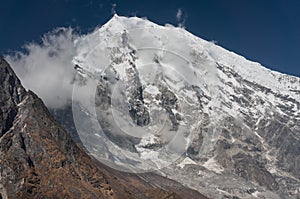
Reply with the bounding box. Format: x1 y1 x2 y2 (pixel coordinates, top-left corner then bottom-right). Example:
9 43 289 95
56 15 300 199
0 57 207 199
0 58 26 138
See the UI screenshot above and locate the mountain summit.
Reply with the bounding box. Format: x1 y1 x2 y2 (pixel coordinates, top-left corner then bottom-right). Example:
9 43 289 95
67 15 300 198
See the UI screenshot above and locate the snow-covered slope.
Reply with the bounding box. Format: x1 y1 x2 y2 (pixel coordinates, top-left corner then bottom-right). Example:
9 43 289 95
70 15 300 198
74 14 300 99
73 14 300 127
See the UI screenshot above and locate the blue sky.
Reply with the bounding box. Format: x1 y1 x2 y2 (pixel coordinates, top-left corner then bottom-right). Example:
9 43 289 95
1 0 299 77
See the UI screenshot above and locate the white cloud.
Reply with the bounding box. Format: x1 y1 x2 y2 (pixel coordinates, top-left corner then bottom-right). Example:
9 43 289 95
5 27 78 109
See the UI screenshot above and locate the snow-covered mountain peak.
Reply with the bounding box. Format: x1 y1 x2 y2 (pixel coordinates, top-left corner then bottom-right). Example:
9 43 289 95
68 16 300 198
74 15 300 107
73 19 292 165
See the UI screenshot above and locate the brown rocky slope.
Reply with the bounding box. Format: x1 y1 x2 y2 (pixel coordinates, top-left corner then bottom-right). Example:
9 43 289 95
0 57 207 198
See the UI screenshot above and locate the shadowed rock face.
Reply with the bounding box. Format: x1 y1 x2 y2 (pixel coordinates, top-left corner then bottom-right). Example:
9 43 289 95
0 58 26 137
0 57 208 199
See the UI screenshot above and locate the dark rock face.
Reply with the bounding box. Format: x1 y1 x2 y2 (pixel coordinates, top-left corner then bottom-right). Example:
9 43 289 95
128 87 150 127
0 57 208 199
232 153 278 190
0 58 26 137
94 78 142 153
158 86 180 131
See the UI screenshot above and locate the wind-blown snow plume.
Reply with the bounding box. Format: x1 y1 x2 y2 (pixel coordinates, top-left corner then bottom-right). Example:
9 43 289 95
111 3 117 14
176 8 182 22
176 8 186 27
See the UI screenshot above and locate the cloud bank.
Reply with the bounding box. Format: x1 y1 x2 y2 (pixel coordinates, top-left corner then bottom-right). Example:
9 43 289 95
5 27 78 109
